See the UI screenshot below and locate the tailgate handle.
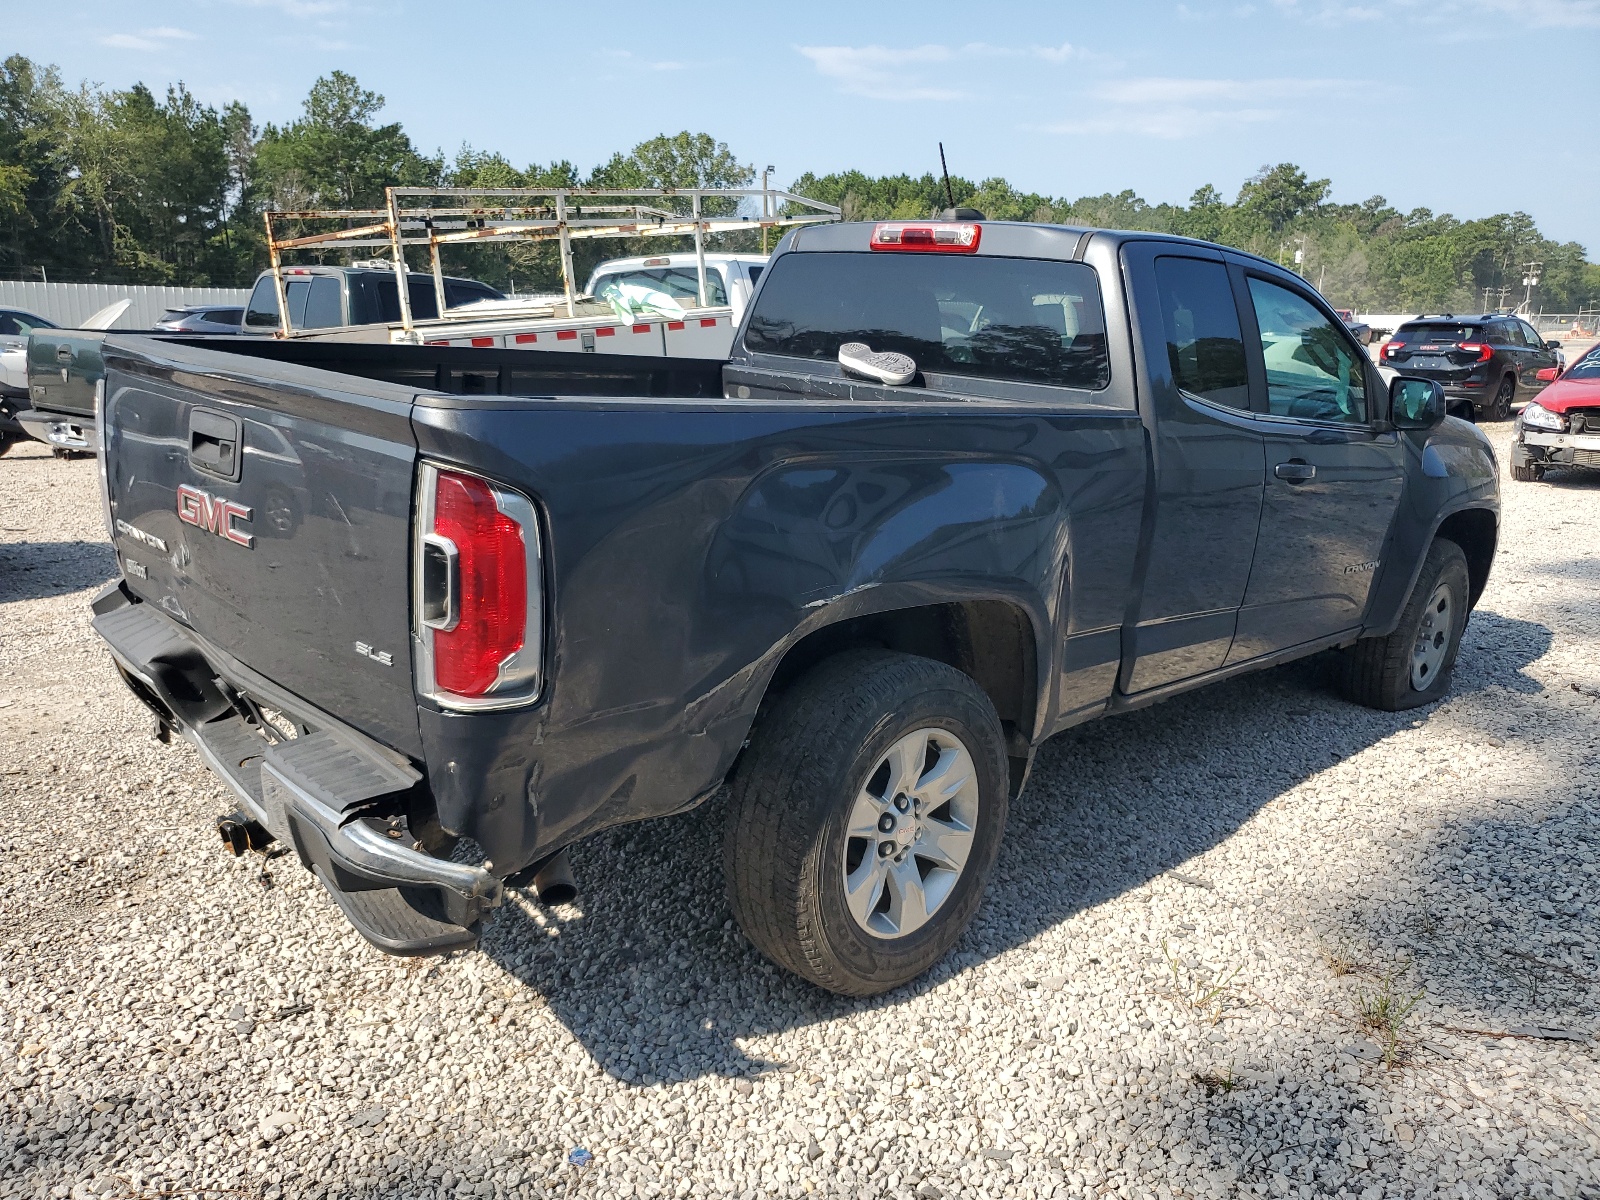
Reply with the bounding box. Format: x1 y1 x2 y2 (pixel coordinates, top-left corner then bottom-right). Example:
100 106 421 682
56 343 73 363
420 534 460 630
189 409 242 482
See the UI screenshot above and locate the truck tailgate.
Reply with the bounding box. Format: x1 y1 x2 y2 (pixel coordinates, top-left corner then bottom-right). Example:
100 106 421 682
101 336 423 756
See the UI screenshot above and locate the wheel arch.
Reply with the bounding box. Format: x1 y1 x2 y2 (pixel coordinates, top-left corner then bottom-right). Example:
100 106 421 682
756 598 1042 794
1435 506 1497 609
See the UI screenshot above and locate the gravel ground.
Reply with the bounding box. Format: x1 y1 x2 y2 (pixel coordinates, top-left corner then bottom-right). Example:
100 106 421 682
1 426 1597 1200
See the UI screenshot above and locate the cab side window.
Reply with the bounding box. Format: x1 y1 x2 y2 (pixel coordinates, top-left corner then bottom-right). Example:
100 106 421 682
1519 322 1545 349
1153 256 1249 411
1487 323 1513 346
243 280 281 329
1246 277 1366 424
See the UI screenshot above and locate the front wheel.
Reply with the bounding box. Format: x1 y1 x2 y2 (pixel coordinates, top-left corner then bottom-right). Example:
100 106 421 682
1511 462 1544 482
724 650 1009 996
1333 539 1470 711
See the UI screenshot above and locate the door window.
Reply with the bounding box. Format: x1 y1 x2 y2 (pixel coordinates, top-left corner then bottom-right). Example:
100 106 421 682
1153 256 1249 411
1246 277 1367 424
1519 322 1545 349
1487 323 1514 345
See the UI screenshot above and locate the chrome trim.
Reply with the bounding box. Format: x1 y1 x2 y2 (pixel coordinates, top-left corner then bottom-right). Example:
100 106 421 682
94 379 114 541
419 531 460 631
260 762 502 906
412 461 545 712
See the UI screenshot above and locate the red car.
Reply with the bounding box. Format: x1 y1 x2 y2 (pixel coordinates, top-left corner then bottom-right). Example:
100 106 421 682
1511 346 1600 480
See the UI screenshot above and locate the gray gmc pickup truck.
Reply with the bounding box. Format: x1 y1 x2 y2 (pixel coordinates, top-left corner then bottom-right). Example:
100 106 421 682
66 219 1498 996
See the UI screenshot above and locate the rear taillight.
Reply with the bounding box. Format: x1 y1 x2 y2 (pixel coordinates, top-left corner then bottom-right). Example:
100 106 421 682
1458 342 1493 363
414 463 542 709
1383 341 1404 358
870 222 982 253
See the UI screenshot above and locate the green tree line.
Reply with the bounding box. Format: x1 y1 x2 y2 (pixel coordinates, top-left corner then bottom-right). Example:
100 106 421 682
3 54 1596 313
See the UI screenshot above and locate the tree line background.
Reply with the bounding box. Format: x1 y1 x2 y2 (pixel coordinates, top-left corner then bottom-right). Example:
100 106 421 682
3 55 1596 313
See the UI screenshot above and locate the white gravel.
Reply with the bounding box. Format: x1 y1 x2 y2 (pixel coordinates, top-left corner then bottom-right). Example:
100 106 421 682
1 427 1597 1200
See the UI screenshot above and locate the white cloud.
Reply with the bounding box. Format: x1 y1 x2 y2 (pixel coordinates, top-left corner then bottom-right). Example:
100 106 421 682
1042 76 1349 139
99 27 201 52
1270 0 1598 24
228 0 349 15
795 40 1082 102
1466 0 1600 23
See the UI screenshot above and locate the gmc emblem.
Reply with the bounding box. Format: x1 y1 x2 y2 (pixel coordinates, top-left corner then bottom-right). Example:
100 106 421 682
177 484 254 548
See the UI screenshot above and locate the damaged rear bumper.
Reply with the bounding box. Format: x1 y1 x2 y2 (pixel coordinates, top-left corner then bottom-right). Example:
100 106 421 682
90 581 501 954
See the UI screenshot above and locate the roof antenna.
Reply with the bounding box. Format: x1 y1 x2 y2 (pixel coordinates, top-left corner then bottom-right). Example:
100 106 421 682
936 143 985 221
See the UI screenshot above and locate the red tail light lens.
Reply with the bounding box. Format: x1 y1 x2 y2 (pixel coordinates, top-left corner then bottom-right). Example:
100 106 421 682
1383 341 1405 358
1458 342 1493 363
870 222 981 253
415 464 542 708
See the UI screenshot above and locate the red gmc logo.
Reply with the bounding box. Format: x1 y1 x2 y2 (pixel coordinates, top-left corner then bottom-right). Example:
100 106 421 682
176 484 254 548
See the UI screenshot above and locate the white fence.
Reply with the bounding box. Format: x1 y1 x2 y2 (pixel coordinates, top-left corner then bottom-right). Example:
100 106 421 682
0 282 251 330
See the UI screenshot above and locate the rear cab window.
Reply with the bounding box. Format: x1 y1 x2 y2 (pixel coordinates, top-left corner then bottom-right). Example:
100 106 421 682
591 266 729 308
744 251 1110 392
1152 256 1248 411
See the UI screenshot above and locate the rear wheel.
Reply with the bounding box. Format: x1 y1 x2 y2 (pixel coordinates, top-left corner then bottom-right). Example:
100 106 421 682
0 430 14 457
1485 375 1516 422
724 650 1009 996
1334 539 1470 711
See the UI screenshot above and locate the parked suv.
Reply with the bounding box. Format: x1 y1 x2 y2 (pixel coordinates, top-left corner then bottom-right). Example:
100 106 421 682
1382 313 1561 420
155 304 244 334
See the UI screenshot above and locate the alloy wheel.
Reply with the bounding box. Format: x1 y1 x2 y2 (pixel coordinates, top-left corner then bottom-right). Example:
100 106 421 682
841 727 979 939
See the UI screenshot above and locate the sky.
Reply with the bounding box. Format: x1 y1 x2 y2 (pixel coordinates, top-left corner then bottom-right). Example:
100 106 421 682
9 0 1600 254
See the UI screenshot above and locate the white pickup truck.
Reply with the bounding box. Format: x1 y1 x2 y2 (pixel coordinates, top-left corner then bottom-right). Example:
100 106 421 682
413 253 770 358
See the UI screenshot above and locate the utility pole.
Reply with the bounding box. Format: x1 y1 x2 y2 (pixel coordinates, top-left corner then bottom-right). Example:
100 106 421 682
1293 234 1308 278
761 164 775 255
1521 260 1543 314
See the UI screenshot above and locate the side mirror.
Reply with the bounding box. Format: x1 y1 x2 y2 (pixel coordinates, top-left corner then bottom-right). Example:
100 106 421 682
1390 376 1447 429
1536 366 1560 383
1545 340 1562 351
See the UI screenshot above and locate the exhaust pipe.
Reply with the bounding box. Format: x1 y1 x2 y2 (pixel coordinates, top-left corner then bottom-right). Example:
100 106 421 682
530 848 578 906
216 812 273 857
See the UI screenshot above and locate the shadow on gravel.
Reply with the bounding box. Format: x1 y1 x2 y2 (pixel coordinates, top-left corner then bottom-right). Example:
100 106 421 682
1528 468 1600 491
0 539 116 603
471 613 1556 1086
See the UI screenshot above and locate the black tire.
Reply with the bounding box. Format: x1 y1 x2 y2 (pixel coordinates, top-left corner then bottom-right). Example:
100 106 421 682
1511 463 1544 482
1485 375 1515 422
0 431 14 457
724 650 1009 996
1334 539 1470 711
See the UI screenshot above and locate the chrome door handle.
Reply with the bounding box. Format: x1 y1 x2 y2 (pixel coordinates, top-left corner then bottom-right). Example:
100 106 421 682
1275 461 1316 483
